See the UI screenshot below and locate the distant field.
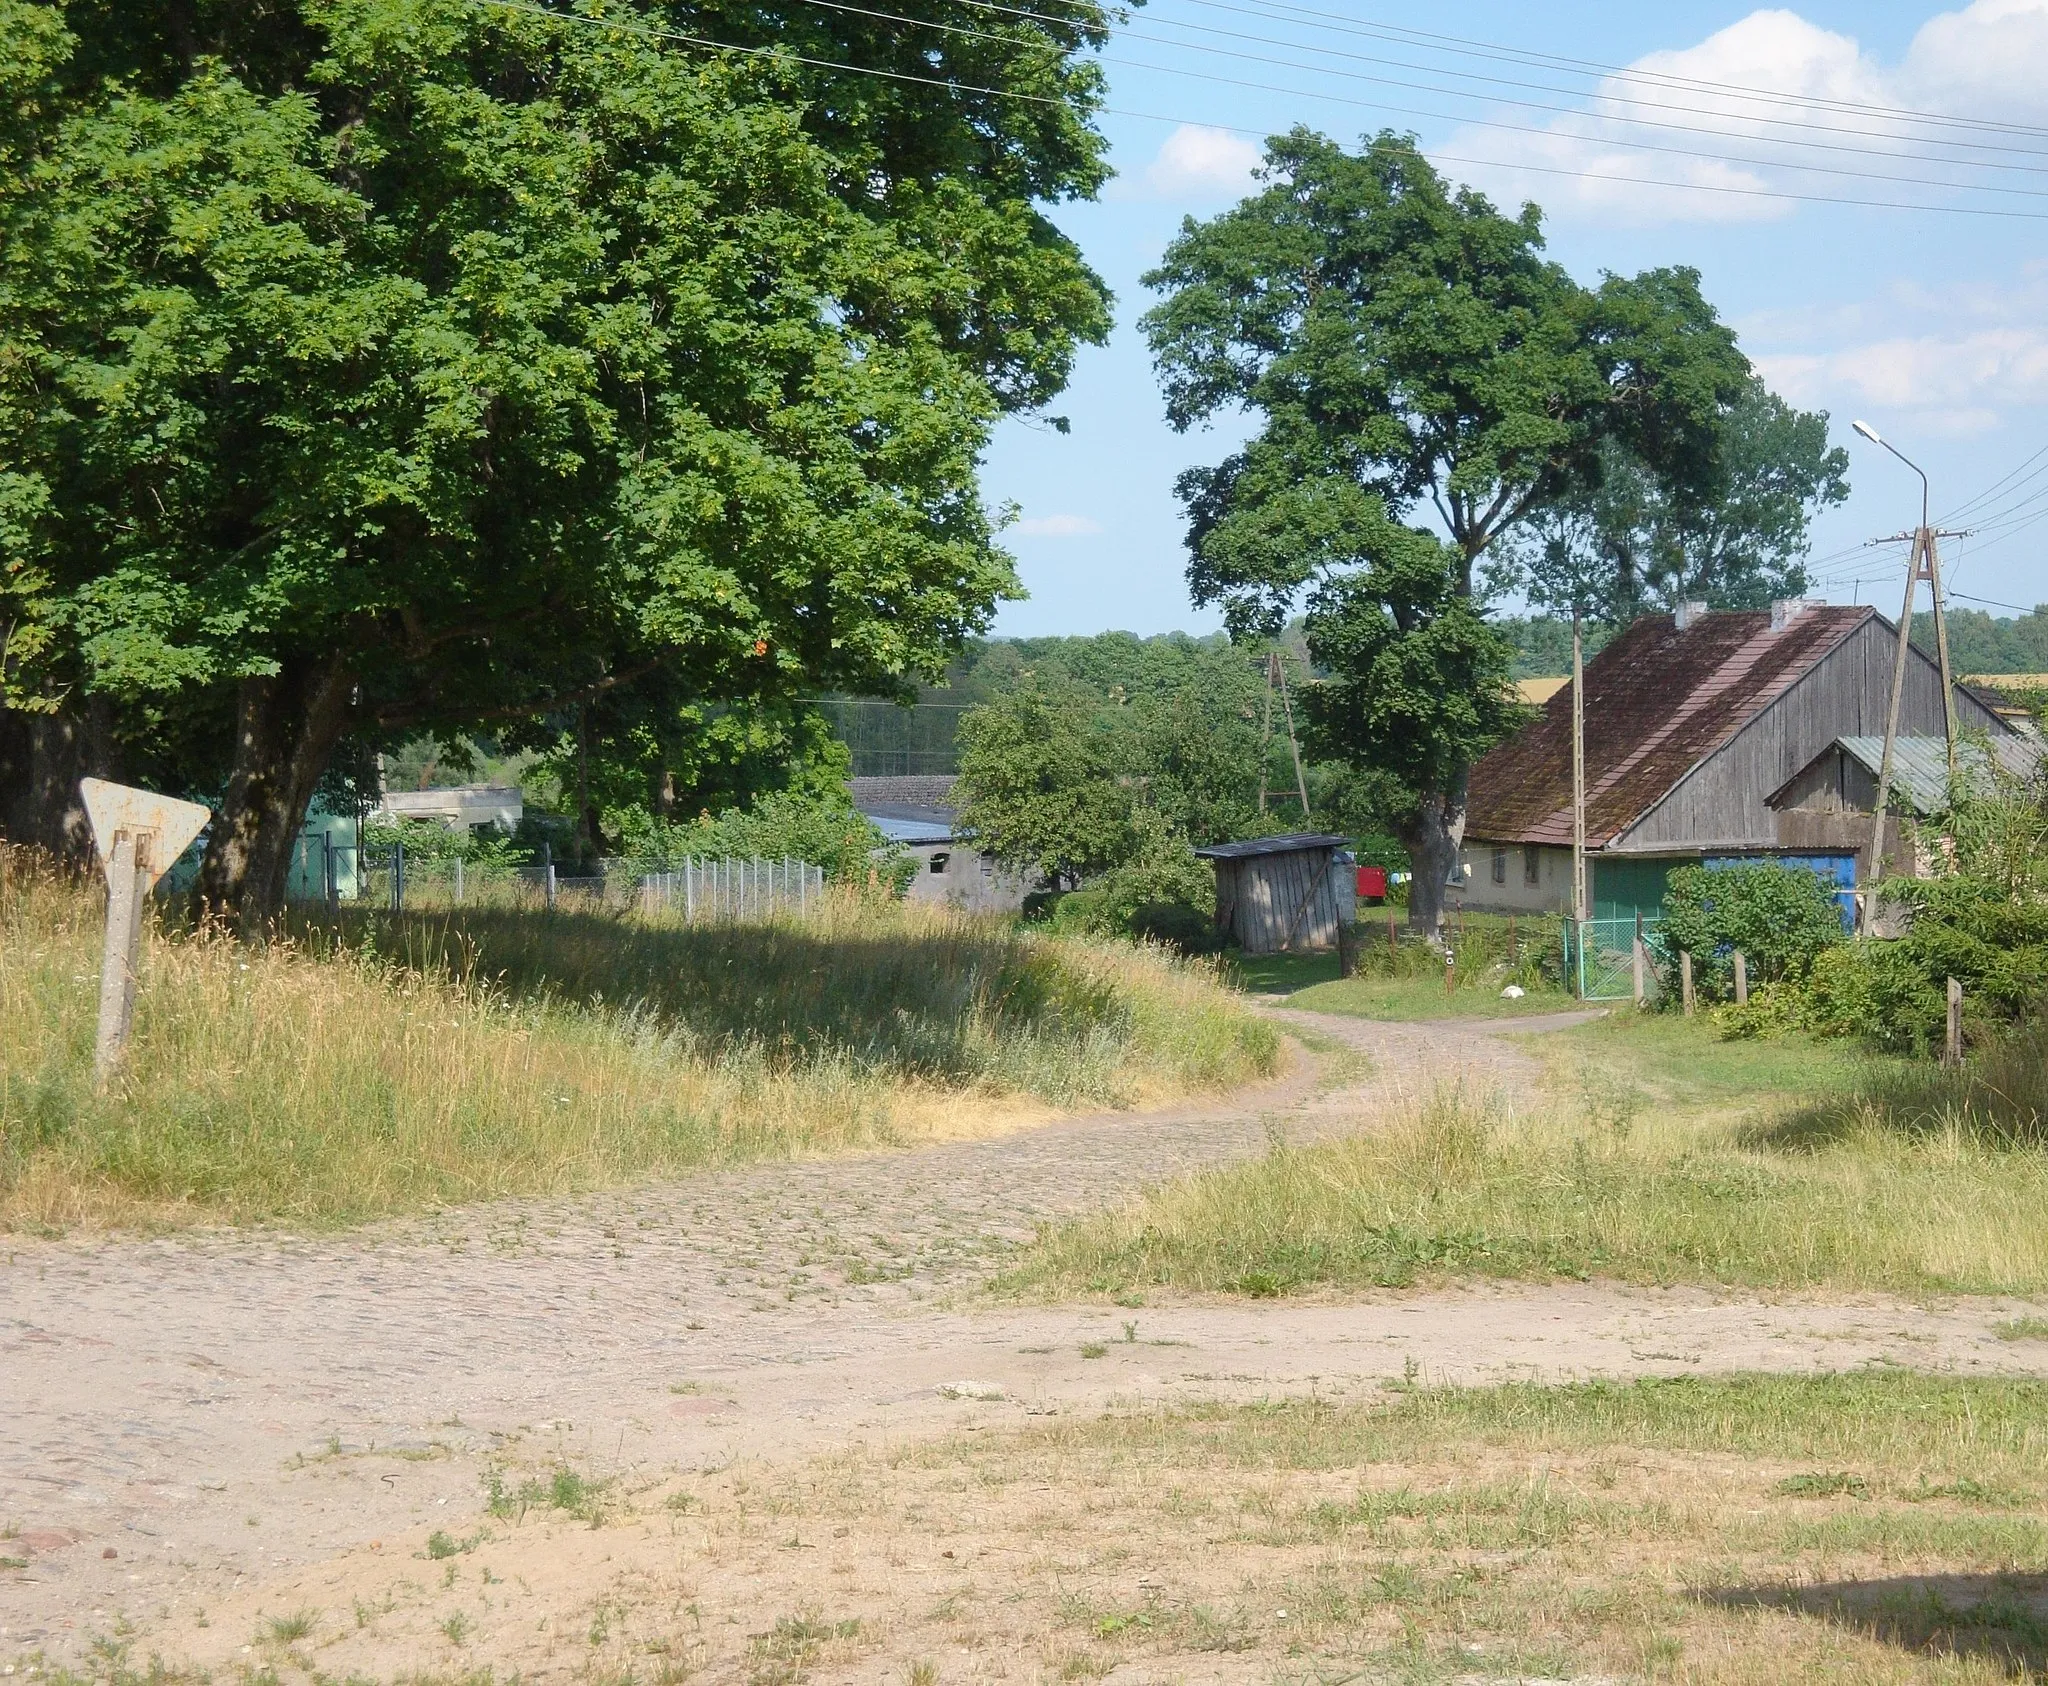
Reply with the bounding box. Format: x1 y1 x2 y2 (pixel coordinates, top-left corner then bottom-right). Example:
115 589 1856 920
0 851 1277 1231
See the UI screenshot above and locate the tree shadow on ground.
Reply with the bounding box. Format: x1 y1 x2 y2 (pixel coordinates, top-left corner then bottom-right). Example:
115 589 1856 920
1699 1573 2048 1677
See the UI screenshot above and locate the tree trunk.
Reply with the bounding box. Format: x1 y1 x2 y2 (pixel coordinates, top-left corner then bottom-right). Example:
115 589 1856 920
0 697 120 866
195 656 356 933
575 703 604 863
1400 765 1471 939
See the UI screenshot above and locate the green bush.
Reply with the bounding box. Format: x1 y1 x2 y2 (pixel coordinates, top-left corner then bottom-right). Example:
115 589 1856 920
1044 813 1222 954
617 792 909 888
362 815 531 878
1660 862 1845 1001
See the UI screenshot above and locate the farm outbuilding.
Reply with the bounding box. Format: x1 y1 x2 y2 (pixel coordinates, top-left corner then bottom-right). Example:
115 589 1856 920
1461 600 2018 921
1195 833 1355 955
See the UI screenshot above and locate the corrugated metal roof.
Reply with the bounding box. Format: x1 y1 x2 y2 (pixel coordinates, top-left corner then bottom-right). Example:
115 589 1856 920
864 812 956 846
1466 606 1876 849
1824 734 2044 816
1194 832 1350 860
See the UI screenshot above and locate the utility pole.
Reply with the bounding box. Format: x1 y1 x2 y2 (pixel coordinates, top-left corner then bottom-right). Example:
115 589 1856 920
1256 650 1312 821
1571 608 1588 927
1850 421 1967 934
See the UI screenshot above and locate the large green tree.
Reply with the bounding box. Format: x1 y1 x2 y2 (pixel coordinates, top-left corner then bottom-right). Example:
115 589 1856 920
1144 129 1749 932
1507 376 1851 621
0 0 1111 924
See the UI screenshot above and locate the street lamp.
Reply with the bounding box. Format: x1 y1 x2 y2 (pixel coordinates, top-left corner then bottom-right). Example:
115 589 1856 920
1847 417 1958 923
1852 418 1929 532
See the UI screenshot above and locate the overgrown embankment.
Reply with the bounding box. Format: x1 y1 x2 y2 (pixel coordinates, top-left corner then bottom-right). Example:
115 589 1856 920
1008 1014 2048 1299
0 851 1277 1230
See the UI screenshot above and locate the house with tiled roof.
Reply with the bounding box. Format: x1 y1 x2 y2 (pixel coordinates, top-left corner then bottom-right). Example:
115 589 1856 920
1461 599 2015 920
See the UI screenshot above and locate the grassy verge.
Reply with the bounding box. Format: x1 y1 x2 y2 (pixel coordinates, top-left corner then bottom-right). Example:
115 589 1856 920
1233 911 1579 1020
1008 1011 2048 1298
0 851 1277 1231
137 1373 2048 1686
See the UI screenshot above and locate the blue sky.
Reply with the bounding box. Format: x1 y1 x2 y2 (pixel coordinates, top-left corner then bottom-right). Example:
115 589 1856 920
982 1 2048 637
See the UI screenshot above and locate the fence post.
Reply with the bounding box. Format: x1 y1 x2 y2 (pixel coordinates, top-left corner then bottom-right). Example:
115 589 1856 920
1632 910 1646 1006
325 837 339 915
686 858 696 923
1946 977 1963 1066
545 861 557 911
1680 950 1695 1017
1337 919 1360 979
1507 914 1517 962
1444 948 1455 996
391 838 405 914
1733 950 1748 1007
1387 911 1398 953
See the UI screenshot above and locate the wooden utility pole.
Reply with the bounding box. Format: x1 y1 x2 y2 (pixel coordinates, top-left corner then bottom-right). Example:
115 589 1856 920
1571 610 1588 926
1853 421 1966 934
1256 651 1312 820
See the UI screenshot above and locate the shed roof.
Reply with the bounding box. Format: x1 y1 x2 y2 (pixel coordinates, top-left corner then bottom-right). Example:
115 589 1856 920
1194 832 1350 861
863 811 956 846
1465 606 1876 849
1769 734 2045 817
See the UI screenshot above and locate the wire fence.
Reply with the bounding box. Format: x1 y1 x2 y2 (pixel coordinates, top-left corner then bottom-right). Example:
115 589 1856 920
638 858 826 921
1566 915 1668 1002
295 840 827 922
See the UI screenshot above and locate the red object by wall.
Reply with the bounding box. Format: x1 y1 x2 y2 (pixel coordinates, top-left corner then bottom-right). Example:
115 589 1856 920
1356 866 1388 900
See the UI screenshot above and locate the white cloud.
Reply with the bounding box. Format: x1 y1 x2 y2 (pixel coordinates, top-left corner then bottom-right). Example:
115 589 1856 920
1434 3 2048 228
1750 267 2048 435
1126 125 1262 203
1014 513 1103 538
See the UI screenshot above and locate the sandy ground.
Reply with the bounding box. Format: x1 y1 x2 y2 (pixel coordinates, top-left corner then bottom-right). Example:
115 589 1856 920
6 1005 2046 1680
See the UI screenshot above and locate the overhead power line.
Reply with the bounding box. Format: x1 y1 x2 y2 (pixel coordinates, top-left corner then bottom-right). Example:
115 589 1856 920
1157 0 2048 144
781 0 2048 200
473 0 2048 220
952 0 2048 167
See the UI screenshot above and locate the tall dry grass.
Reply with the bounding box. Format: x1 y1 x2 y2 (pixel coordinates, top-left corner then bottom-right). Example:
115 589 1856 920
0 850 1277 1231
1012 1052 2048 1300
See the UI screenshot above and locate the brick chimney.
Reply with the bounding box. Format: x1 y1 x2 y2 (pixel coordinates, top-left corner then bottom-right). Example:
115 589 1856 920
1674 600 1710 631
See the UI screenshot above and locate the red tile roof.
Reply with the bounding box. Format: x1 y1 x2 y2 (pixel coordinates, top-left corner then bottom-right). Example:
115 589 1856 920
1466 606 1875 849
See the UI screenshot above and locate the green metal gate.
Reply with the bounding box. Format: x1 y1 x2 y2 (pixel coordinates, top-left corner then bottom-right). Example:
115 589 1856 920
1565 917 1667 1002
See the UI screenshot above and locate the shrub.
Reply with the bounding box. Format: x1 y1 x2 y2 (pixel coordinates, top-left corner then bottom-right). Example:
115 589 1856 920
616 792 908 888
362 815 531 878
1044 813 1222 953
1661 862 1844 1001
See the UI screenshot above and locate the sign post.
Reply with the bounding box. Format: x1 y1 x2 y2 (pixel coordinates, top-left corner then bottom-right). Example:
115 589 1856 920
80 779 210 1086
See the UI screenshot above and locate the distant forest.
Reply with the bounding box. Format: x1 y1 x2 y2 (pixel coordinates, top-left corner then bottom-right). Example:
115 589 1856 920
825 606 2048 775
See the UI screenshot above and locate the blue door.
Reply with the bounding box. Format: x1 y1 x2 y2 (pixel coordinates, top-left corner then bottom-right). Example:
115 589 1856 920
1703 853 1858 931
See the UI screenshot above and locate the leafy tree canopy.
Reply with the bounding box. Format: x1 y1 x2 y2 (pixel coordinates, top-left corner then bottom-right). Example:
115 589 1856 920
1503 376 1850 621
1142 129 1750 931
0 0 1112 923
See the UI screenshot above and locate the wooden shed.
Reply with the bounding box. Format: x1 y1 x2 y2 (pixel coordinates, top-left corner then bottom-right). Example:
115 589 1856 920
1195 833 1353 955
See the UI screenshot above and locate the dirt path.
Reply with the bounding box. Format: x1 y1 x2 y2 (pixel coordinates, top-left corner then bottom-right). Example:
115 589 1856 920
5 1007 2044 1672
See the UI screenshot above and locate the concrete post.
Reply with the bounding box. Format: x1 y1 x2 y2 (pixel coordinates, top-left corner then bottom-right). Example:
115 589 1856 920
1946 977 1963 1066
94 831 150 1086
1733 951 1748 1007
1680 951 1695 1017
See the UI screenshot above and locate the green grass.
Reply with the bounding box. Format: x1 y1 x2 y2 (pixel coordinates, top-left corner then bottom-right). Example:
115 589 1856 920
1006 1011 2048 1298
1230 911 1577 1020
0 849 1277 1230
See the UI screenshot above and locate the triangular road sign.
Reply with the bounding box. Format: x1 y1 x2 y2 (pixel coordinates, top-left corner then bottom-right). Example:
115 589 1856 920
80 778 212 890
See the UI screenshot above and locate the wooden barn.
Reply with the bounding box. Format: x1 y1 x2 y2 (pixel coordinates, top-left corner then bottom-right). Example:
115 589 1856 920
1195 833 1354 955
1461 599 2017 920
